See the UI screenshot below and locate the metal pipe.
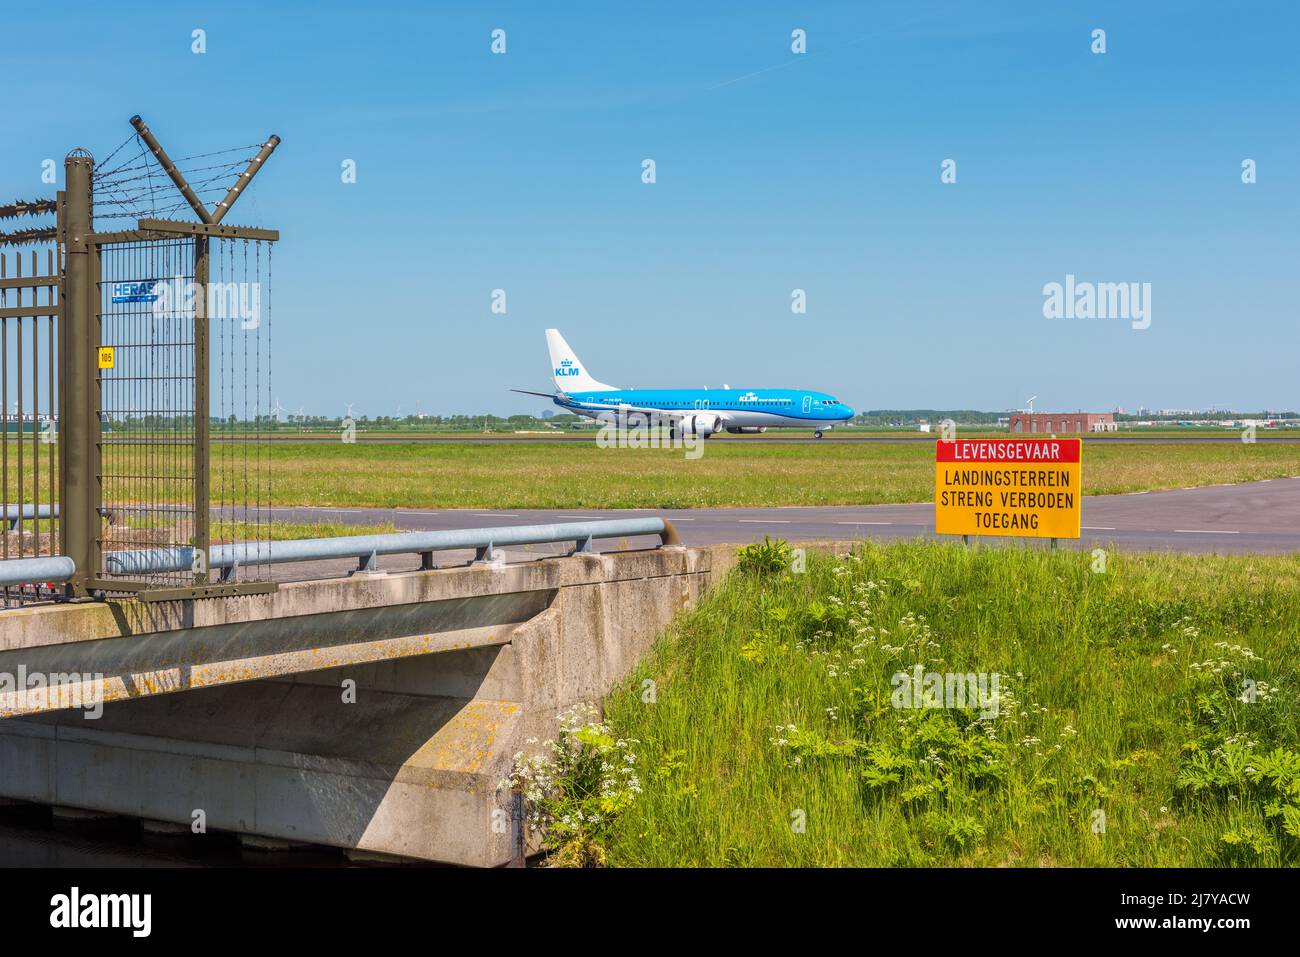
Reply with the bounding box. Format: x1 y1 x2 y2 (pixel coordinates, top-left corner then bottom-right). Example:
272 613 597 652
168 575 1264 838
0 505 57 519
128 116 214 224
104 518 678 576
210 135 280 225
0 555 75 587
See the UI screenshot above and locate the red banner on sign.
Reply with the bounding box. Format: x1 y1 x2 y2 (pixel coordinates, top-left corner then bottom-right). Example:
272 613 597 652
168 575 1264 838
936 438 1081 464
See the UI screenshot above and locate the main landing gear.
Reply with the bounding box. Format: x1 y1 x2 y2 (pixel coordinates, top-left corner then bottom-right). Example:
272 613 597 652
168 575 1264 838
813 430 824 439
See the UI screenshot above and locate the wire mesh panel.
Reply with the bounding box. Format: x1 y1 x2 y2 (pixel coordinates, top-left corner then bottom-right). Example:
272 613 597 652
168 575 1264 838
94 233 273 592
0 247 60 607
97 239 197 588
209 236 272 583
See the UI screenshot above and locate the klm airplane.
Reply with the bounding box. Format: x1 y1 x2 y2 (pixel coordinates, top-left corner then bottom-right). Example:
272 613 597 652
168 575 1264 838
514 329 855 438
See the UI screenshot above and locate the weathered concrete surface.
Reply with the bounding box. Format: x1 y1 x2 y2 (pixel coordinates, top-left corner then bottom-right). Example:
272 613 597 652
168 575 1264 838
0 545 713 865
0 546 710 718
0 590 547 718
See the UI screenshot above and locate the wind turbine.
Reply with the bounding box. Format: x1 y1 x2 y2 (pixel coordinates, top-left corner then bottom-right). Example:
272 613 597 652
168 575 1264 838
1024 395 1038 414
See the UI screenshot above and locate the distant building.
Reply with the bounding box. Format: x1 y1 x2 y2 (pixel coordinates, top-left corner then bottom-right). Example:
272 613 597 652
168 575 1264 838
1008 412 1116 434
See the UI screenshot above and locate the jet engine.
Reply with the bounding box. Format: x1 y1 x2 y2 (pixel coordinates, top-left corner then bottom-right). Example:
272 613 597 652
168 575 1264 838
676 413 723 436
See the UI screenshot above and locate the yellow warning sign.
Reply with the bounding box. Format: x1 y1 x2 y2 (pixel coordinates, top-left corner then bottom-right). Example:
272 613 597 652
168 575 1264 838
936 438 1081 539
97 346 115 370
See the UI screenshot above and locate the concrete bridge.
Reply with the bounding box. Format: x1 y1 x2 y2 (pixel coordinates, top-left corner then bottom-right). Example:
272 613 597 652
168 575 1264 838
0 535 729 866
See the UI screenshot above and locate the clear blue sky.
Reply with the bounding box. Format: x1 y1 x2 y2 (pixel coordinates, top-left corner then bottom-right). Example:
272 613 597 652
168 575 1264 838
3 1 1296 417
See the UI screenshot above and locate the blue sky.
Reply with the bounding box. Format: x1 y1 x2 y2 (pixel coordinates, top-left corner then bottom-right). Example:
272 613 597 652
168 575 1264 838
3 1 1296 417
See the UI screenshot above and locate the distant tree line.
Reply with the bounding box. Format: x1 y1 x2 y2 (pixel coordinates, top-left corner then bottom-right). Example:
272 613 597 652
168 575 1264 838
99 412 592 433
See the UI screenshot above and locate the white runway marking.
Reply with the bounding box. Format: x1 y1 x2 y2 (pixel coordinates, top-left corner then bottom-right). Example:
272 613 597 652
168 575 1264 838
1174 529 1239 534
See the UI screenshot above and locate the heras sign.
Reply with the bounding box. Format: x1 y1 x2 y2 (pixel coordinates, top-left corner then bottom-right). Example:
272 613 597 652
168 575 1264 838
111 280 159 304
935 438 1081 539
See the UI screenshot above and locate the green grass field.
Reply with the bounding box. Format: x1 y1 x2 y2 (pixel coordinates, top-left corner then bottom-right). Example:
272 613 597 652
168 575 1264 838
4 438 1299 510
215 520 397 542
529 542 1300 866
244 426 1296 440
247 439 1299 509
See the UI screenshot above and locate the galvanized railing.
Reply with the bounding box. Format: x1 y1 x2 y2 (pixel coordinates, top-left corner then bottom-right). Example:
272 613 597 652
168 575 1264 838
0 554 74 588
0 517 681 590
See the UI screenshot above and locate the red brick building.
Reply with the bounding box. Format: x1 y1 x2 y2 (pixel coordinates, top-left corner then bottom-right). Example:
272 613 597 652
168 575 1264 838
1008 412 1116 434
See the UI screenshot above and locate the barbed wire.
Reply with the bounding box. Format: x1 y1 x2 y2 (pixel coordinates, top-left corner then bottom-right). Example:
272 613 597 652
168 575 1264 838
0 225 58 247
87 134 266 227
94 141 261 181
93 132 140 173
91 187 249 222
0 199 57 220
93 167 250 209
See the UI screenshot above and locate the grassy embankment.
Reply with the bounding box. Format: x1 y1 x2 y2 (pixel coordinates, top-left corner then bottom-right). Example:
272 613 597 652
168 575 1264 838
533 542 1300 866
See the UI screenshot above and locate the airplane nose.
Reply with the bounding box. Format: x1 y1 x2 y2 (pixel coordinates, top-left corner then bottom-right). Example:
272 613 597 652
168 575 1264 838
842 404 855 418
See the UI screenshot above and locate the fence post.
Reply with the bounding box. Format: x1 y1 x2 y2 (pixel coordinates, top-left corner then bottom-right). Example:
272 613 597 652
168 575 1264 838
60 152 98 596
193 236 210 584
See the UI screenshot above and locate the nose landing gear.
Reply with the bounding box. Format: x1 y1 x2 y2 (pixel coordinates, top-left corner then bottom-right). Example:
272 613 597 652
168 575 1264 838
813 430 824 439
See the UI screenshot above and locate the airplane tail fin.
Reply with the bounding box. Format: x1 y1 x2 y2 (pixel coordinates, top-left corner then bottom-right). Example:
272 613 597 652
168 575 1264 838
546 329 619 392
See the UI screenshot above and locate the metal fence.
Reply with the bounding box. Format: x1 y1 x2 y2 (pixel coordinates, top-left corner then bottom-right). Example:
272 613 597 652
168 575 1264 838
62 120 278 600
209 235 273 584
0 117 281 602
97 238 197 588
0 247 60 606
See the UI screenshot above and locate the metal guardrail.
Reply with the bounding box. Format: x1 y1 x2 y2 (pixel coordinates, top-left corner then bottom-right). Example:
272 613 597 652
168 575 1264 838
0 555 75 587
0 518 681 588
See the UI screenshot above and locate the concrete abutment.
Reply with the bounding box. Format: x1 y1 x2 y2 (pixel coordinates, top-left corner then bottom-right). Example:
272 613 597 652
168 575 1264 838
0 545 723 866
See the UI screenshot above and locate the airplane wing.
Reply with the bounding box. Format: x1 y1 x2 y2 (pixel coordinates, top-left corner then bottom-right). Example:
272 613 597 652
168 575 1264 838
510 389 727 426
565 398 727 426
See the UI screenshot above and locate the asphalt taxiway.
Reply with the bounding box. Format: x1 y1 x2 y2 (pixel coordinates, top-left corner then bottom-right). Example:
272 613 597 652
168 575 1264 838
234 476 1300 559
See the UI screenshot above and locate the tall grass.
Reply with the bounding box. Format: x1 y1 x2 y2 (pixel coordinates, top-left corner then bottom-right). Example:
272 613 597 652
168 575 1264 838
597 542 1300 866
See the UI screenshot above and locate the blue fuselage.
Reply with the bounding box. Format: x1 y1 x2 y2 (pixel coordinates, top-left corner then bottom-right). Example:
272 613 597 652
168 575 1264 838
554 388 855 429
